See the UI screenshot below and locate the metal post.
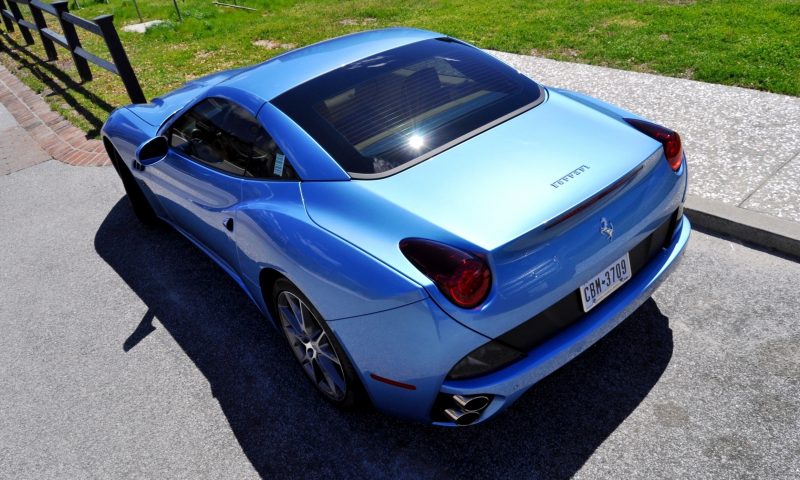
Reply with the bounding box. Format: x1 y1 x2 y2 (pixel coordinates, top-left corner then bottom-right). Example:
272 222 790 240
93 14 145 103
6 0 34 44
52 1 91 81
171 0 182 21
131 0 142 23
0 0 17 32
27 0 56 60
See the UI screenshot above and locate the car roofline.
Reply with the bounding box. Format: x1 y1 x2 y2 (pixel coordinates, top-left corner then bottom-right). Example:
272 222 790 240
221 27 443 102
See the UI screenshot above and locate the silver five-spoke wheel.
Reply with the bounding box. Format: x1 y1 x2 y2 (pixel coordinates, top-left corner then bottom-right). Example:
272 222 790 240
277 290 347 401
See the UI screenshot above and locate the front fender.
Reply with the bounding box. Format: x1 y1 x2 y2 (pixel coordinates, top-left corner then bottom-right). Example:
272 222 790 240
101 108 159 166
101 109 171 218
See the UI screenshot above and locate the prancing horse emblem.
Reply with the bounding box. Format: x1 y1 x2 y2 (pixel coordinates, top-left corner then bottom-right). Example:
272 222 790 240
600 217 614 241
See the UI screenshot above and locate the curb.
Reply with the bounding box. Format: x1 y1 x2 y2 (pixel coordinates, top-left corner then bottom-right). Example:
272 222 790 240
684 195 800 259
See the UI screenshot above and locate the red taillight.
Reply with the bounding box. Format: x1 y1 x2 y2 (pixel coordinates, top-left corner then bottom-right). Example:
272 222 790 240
399 238 491 309
624 118 683 171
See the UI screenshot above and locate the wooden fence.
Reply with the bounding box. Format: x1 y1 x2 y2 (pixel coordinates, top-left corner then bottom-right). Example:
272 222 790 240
0 0 146 103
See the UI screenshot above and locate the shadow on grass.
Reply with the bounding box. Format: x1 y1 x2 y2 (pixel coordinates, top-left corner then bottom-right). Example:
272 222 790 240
0 32 114 137
95 197 673 479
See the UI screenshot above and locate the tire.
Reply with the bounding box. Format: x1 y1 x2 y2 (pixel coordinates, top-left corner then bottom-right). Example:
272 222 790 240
272 278 365 409
108 146 159 226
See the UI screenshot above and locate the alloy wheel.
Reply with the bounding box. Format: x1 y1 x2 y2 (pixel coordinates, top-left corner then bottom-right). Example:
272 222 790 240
277 290 347 401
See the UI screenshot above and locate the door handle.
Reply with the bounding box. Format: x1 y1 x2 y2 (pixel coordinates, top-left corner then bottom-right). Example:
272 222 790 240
223 217 234 232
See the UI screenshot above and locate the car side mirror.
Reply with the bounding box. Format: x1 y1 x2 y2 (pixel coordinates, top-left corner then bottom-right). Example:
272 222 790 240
136 136 169 166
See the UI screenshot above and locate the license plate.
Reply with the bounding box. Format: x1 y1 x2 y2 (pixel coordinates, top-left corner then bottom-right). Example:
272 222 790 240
580 253 632 312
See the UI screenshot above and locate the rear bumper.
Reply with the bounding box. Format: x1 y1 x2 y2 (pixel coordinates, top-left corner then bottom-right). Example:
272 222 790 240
437 215 691 425
330 216 690 425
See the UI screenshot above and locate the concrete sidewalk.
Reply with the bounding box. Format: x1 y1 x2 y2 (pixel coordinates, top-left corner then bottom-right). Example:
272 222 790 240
0 64 109 167
490 51 800 256
1 53 799 255
0 102 49 175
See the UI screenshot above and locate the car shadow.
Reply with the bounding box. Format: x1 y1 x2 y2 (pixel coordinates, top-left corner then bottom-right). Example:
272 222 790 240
95 198 674 479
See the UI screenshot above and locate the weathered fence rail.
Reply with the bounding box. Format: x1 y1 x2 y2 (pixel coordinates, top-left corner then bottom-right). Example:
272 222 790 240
0 0 145 103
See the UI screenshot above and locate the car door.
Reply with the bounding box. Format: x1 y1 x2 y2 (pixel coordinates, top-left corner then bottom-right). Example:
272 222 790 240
148 97 256 274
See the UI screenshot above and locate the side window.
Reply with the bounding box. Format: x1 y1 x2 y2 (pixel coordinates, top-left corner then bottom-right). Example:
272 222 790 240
169 97 297 180
244 130 298 180
170 98 247 175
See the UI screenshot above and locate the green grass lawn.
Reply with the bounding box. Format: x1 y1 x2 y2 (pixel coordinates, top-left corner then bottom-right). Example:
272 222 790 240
1 0 798 137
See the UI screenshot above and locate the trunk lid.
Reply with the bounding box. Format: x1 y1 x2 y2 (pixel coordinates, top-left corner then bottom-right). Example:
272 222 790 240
348 91 660 251
302 90 685 338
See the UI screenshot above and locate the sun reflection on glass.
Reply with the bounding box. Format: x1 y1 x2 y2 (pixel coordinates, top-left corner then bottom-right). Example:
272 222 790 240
408 134 425 149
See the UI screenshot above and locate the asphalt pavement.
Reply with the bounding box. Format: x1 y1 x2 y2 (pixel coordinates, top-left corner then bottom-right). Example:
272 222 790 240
1 159 798 479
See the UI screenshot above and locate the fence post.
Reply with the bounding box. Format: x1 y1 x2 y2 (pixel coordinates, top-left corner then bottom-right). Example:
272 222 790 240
0 0 16 32
27 1 57 60
93 14 145 103
6 0 34 44
51 1 91 82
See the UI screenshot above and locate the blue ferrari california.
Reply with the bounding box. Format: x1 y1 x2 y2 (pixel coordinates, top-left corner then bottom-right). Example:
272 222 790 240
101 28 690 426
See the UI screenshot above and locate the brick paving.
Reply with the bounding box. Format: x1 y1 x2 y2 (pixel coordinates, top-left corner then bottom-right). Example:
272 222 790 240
0 64 109 167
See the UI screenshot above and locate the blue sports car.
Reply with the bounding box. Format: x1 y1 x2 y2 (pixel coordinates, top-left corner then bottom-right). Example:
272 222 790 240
101 28 690 426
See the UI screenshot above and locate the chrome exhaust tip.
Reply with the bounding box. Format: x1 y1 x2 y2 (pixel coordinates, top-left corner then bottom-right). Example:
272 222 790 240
453 394 490 412
444 408 481 426
439 394 492 425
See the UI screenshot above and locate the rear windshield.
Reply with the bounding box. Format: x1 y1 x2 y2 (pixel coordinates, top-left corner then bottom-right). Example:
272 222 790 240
272 37 543 178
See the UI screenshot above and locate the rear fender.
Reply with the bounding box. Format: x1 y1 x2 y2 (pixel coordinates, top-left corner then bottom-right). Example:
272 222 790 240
235 179 427 321
550 87 645 122
329 297 490 421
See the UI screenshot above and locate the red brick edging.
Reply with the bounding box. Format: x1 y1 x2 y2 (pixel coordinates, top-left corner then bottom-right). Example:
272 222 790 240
0 64 110 167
